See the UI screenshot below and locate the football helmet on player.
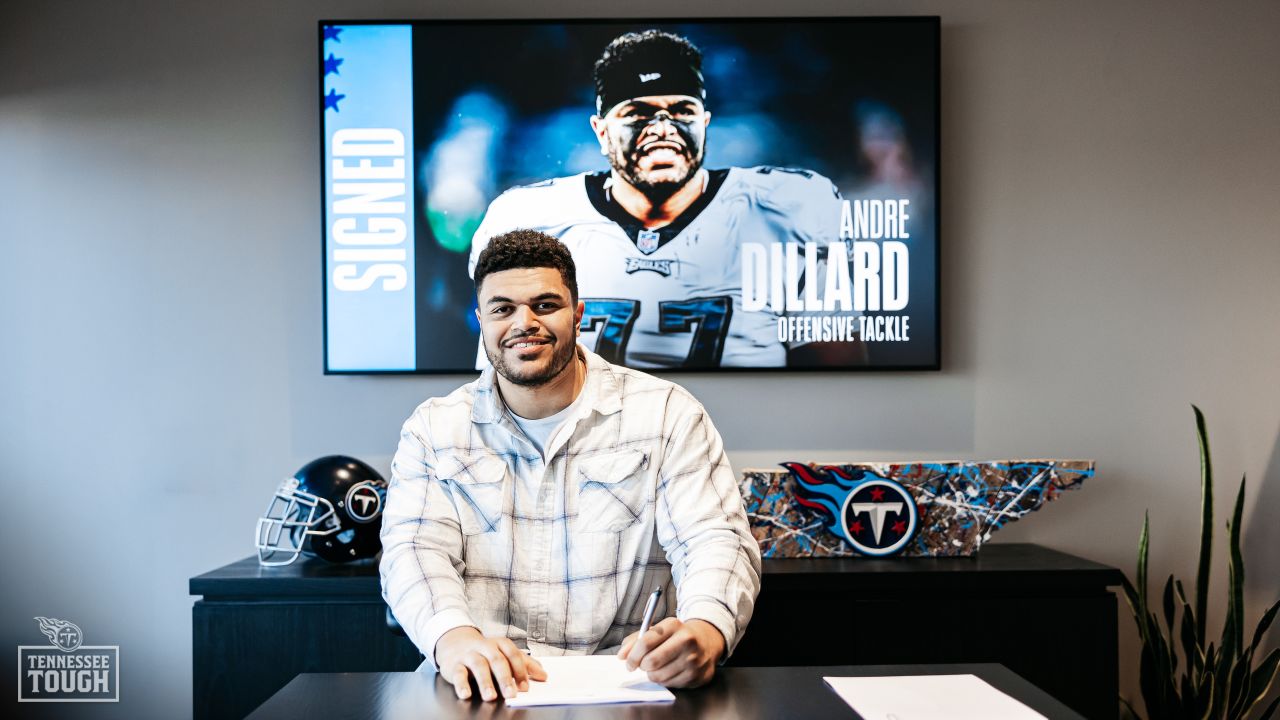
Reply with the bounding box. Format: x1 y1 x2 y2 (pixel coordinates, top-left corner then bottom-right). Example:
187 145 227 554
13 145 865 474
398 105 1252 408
255 455 387 566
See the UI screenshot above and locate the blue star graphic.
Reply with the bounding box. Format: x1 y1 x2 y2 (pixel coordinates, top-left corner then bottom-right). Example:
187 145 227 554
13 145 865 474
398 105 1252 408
323 26 343 43
324 88 346 112
324 53 343 76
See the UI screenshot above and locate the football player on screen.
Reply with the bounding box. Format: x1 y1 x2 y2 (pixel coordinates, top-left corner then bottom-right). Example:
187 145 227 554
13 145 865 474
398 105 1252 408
470 29 864 369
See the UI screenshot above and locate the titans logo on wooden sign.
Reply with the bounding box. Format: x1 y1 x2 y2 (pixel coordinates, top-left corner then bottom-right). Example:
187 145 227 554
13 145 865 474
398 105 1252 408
787 463 919 556
839 478 919 556
741 459 1097 558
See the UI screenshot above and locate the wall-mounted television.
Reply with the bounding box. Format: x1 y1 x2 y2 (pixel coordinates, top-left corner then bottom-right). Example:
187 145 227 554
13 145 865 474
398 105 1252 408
321 17 939 373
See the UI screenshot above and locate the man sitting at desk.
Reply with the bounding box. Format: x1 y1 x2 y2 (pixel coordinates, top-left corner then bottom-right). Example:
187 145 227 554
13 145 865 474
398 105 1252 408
380 230 762 701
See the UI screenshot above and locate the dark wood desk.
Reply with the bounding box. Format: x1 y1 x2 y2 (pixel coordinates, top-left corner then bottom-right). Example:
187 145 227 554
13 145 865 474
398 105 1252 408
246 665 1088 719
192 543 1121 720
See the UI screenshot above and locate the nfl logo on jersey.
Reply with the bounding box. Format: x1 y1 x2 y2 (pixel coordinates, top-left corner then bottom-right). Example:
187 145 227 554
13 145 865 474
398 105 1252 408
636 229 660 254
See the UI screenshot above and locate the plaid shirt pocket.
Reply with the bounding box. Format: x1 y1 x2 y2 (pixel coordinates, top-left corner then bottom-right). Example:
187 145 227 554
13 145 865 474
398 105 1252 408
575 450 649 533
438 453 508 535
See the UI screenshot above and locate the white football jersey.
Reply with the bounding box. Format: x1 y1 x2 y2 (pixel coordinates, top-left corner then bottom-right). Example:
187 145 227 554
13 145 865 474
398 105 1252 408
469 167 844 369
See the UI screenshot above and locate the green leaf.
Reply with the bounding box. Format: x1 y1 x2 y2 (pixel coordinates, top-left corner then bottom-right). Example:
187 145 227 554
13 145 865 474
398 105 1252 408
1123 407 1280 720
1208 650 1239 717
1139 511 1151 614
1218 586 1237 716
1122 575 1146 642
1150 613 1184 717
1175 580 1199 638
1182 594 1205 676
1164 597 1179 676
1121 574 1140 612
1193 404 1213 647
1162 571 1177 638
1256 694 1280 720
1195 672 1214 720
1140 638 1165 719
1221 575 1237 663
1146 616 1177 705
1251 598 1280 653
1174 577 1190 606
1227 476 1246 653
1175 578 1204 685
1181 671 1196 715
1241 648 1280 718
1212 477 1248 720
1203 641 1217 697
1119 696 1143 720
1225 647 1254 719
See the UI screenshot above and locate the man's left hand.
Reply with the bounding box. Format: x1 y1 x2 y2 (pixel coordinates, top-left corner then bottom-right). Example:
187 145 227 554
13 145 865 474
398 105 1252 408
616 618 725 688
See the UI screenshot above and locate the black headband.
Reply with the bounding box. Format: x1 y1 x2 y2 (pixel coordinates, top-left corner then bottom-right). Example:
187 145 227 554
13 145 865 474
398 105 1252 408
596 60 706 116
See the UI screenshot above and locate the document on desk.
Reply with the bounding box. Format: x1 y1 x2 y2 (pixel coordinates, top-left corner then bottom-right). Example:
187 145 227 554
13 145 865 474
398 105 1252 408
505 655 676 707
823 674 1048 720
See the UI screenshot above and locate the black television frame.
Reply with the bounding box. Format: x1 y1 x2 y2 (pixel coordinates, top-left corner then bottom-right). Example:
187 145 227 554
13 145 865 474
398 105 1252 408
319 16 941 375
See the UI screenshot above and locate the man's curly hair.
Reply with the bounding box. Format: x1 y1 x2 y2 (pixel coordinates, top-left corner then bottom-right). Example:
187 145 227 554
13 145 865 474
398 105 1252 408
473 229 578 301
593 30 703 103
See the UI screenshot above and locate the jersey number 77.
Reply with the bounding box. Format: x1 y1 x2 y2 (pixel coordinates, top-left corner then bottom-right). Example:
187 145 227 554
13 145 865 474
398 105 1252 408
580 296 733 368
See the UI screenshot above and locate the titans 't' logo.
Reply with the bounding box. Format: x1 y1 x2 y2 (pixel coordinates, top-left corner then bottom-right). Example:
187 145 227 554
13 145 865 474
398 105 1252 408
784 462 920 557
839 479 918 556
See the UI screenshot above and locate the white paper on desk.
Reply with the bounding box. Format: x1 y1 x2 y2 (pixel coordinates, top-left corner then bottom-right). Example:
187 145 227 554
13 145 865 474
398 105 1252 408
823 674 1048 720
505 655 675 707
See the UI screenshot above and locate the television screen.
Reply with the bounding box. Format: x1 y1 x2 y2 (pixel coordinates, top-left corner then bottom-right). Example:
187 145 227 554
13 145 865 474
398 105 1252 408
321 18 939 373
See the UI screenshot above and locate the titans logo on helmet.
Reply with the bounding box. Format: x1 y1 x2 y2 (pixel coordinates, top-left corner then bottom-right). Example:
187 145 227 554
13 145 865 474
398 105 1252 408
839 479 918 556
344 480 384 523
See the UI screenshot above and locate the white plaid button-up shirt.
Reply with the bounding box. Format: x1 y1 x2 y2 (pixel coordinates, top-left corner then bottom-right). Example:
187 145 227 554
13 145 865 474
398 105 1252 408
380 347 761 669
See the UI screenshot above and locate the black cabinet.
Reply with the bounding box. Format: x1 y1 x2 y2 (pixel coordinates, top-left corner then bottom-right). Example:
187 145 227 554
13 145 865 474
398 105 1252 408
735 543 1123 720
191 543 1122 720
190 558 421 720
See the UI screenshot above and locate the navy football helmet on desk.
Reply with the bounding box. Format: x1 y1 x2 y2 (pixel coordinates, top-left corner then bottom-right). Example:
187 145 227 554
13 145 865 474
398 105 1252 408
255 455 387 566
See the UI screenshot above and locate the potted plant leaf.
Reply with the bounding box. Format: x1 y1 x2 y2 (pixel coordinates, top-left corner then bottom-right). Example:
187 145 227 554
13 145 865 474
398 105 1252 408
1121 406 1280 719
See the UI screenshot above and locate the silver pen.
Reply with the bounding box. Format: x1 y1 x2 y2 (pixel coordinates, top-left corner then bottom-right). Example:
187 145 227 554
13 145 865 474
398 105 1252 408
638 586 662 637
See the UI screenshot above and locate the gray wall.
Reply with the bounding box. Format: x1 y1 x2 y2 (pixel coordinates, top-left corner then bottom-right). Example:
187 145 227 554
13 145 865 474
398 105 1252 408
2 0 1277 717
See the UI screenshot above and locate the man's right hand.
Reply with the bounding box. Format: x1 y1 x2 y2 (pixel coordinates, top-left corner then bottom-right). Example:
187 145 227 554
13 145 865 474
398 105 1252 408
434 627 547 701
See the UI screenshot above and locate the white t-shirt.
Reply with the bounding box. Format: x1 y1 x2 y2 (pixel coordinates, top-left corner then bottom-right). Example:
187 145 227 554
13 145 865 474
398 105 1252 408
509 389 585 461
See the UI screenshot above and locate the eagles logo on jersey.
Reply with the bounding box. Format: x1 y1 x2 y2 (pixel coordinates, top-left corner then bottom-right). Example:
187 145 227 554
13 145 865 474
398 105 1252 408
469 166 848 370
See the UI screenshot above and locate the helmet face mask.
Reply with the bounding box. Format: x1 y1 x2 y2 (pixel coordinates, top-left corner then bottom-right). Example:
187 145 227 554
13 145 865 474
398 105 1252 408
255 457 387 566
256 478 338 566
